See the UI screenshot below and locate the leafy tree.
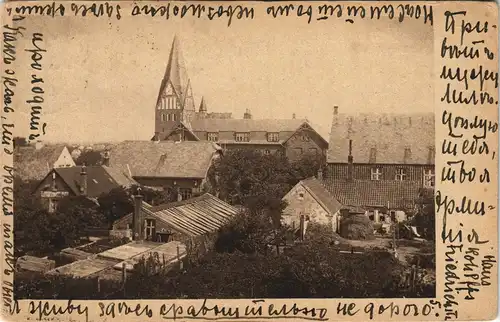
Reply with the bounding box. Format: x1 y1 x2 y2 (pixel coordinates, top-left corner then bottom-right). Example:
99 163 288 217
75 150 103 166
97 187 134 226
290 152 326 181
412 188 435 241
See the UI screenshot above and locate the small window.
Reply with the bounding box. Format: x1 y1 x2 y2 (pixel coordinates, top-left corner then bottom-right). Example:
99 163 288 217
161 114 167 122
267 132 279 142
173 114 178 121
309 148 317 155
235 132 250 142
207 132 219 142
264 149 271 155
371 168 382 180
145 219 156 240
294 148 303 156
423 169 435 187
395 168 406 181
179 188 192 201
302 135 310 142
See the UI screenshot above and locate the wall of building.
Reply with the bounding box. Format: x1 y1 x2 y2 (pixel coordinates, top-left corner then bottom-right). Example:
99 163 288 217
134 177 204 193
282 183 337 232
54 147 76 168
285 131 326 162
327 163 434 185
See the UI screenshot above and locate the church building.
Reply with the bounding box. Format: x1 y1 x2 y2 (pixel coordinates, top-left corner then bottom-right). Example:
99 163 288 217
151 36 328 162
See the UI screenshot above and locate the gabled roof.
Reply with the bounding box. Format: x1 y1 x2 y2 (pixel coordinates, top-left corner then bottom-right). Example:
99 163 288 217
323 178 422 210
328 112 435 164
38 165 137 198
155 36 190 109
114 193 240 237
15 145 71 180
161 122 200 141
299 177 343 215
108 141 221 179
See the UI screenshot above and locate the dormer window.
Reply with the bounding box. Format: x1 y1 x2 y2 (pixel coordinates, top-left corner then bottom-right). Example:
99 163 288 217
371 168 382 180
395 168 406 181
267 132 279 142
235 132 250 142
207 132 218 142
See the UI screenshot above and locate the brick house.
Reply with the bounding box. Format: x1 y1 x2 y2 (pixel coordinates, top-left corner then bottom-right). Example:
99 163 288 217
150 36 328 162
107 140 222 199
34 165 137 213
282 172 343 233
325 108 435 223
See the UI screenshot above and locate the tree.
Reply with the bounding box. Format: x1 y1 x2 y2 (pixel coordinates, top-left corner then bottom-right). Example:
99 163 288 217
75 150 103 166
412 188 435 241
97 187 134 226
290 153 326 181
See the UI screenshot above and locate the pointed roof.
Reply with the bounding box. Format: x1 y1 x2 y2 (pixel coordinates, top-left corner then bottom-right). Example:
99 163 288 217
156 36 190 108
199 97 207 112
182 79 196 112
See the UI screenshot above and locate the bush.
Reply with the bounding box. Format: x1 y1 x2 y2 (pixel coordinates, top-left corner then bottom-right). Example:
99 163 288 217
339 214 375 240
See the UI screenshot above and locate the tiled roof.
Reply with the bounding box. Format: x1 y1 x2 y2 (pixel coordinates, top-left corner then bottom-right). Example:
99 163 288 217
50 165 136 198
102 165 138 188
328 112 435 164
300 177 343 215
190 118 308 133
108 141 221 178
15 145 68 180
323 178 422 210
114 193 240 237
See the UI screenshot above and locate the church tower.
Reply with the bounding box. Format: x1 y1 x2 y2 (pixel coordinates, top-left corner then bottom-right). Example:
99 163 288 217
198 97 207 119
154 36 192 136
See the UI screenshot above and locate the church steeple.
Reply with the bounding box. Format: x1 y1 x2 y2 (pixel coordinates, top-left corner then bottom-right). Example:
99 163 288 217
198 97 207 119
155 36 193 135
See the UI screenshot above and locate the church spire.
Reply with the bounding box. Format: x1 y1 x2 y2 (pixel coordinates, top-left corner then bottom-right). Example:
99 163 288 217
199 97 207 113
156 35 190 108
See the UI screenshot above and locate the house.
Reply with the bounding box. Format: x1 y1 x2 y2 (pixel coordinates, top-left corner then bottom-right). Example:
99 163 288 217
112 193 240 243
282 172 342 234
327 107 435 188
150 36 328 162
325 107 434 223
107 140 222 199
15 144 76 180
34 165 137 213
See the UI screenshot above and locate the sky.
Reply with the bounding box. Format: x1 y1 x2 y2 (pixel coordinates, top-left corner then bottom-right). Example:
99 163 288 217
11 2 434 143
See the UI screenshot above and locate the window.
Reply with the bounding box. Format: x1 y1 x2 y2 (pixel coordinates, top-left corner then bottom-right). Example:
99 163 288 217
309 148 318 155
267 132 279 142
263 149 271 155
161 114 167 122
173 114 178 121
294 148 303 156
179 188 192 201
235 132 250 142
302 135 310 142
395 168 407 181
145 219 156 240
48 199 58 213
371 168 382 180
423 169 435 187
207 132 219 142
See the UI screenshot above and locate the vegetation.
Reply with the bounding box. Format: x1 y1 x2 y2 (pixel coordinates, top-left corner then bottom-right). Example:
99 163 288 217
75 150 103 166
339 214 375 240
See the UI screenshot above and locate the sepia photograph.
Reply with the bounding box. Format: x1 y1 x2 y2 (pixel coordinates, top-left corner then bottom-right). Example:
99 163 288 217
9 5 437 301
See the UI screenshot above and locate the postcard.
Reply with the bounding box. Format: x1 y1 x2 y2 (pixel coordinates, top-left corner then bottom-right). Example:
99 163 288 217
1 1 498 321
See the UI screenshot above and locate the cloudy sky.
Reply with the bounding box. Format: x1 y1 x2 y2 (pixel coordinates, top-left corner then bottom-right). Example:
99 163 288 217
12 2 434 143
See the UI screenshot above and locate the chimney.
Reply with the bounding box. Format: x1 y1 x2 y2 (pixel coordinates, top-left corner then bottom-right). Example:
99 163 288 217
347 140 353 181
243 109 252 119
102 150 110 167
292 113 296 119
333 106 338 115
317 167 323 181
80 165 88 196
132 187 144 241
